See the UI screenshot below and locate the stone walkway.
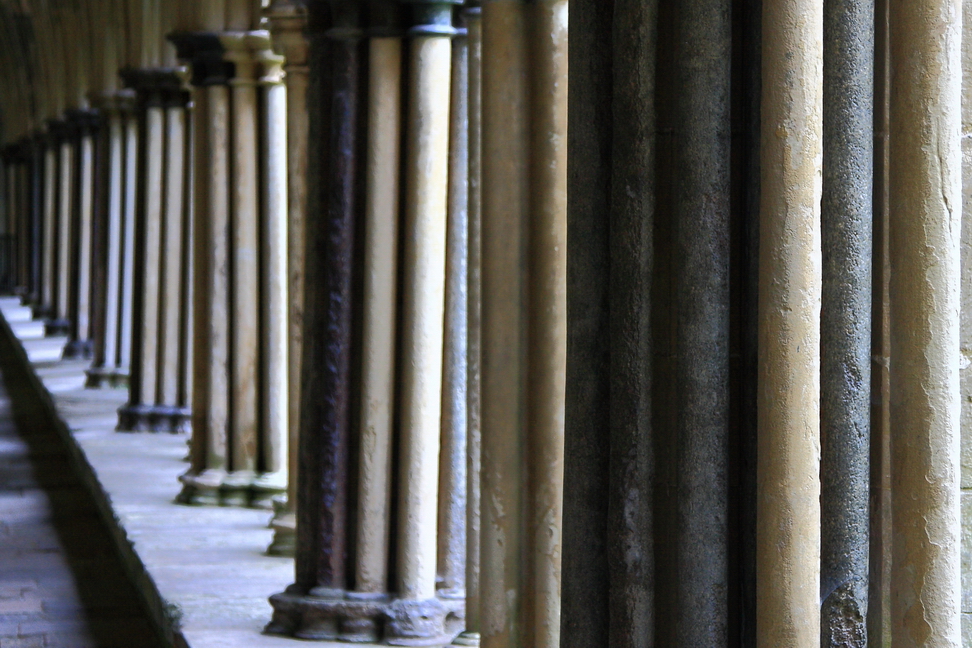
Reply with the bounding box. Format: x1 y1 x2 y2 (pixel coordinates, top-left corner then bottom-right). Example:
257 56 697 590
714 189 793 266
0 370 163 648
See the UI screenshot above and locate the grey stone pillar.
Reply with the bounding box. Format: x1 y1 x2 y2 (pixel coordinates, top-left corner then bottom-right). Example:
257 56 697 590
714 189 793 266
562 1 657 647
671 0 731 644
820 0 873 644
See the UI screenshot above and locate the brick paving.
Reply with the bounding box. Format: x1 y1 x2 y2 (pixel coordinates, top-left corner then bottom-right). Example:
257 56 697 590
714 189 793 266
0 374 163 648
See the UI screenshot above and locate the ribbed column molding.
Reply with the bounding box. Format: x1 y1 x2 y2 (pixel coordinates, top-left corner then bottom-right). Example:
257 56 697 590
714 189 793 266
85 92 130 388
169 32 234 505
63 107 101 360
252 32 290 508
888 0 963 645
265 0 309 559
117 68 192 433
820 0 873 643
757 0 823 645
562 1 656 646
267 1 464 643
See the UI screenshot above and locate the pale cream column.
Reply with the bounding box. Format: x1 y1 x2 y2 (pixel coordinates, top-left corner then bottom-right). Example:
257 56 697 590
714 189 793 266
138 95 166 406
101 99 126 376
396 17 452 607
266 0 308 555
117 104 139 381
74 119 95 349
221 33 260 502
55 133 72 325
157 90 188 407
354 32 402 597
756 0 823 645
889 0 963 645
252 33 289 505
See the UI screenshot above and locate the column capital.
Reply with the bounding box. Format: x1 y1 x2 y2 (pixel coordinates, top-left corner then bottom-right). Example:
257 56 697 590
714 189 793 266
168 32 236 87
400 0 460 37
119 67 186 108
64 108 102 137
266 0 310 66
220 32 260 84
45 118 72 144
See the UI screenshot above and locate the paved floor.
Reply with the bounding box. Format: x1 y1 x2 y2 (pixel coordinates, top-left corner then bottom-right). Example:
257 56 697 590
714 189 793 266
0 371 164 648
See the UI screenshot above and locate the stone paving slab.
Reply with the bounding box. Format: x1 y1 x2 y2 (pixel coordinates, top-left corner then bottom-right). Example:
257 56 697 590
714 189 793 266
0 314 381 647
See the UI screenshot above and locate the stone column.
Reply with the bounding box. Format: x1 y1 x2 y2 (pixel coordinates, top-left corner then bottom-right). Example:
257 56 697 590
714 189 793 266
266 0 309 558
64 109 99 359
757 0 823 644
155 81 191 430
40 129 57 319
669 0 731 643
889 0 963 645
391 1 455 641
820 0 873 643
52 118 73 334
87 94 127 388
220 32 261 504
267 1 362 639
171 33 234 505
453 3 481 645
351 8 401 612
115 97 139 384
117 70 169 432
479 1 566 647
252 33 289 508
437 14 468 616
563 1 657 646
29 136 43 307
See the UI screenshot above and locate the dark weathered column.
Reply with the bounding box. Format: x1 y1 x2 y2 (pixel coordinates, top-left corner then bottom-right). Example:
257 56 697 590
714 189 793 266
820 0 873 644
888 0 962 644
114 98 139 385
671 0 731 644
39 128 58 319
267 2 361 639
757 0 823 643
562 1 656 647
51 118 73 334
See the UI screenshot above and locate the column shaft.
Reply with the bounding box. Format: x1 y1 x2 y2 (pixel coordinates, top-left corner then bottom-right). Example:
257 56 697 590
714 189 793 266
355 34 401 596
73 128 95 351
820 0 873 642
888 0 963 644
397 31 451 603
158 101 187 407
255 45 289 504
41 143 55 314
437 25 468 602
756 0 823 644
56 137 72 325
225 41 260 500
117 110 139 379
672 0 731 643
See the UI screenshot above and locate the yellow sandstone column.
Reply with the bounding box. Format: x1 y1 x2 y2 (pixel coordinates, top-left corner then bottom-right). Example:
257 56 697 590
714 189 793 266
889 0 963 645
756 0 823 645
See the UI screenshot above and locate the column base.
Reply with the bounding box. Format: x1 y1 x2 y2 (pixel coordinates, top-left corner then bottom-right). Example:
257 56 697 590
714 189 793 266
45 318 70 336
266 588 464 646
84 366 119 388
177 468 226 506
251 471 287 510
266 507 296 557
452 632 480 646
31 304 52 320
117 403 191 433
62 338 94 359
